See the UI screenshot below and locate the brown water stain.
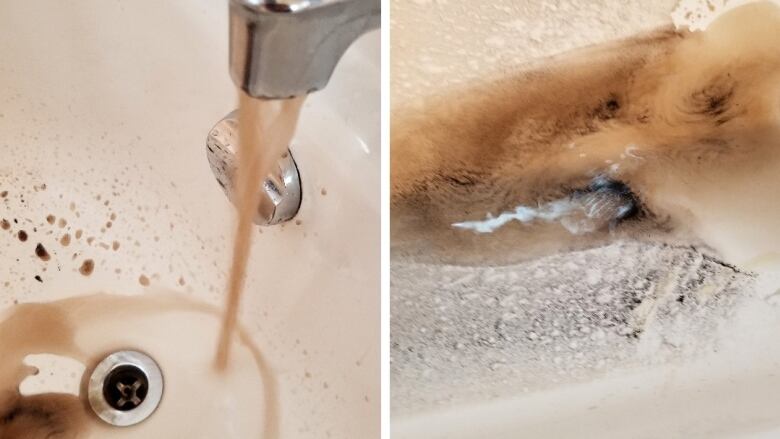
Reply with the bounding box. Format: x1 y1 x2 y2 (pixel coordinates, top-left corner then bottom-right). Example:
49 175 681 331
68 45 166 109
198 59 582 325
78 259 94 276
34 244 50 261
391 2 780 265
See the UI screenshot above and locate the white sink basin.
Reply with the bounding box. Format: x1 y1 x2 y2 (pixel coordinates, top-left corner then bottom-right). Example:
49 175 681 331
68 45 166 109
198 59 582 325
0 1 378 437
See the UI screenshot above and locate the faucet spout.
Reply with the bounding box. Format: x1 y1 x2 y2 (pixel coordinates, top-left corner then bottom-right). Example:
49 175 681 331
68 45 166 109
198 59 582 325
229 0 380 99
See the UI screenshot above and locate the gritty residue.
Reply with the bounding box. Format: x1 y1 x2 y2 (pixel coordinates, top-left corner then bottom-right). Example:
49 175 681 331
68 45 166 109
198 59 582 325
391 240 754 414
671 0 767 31
391 0 678 105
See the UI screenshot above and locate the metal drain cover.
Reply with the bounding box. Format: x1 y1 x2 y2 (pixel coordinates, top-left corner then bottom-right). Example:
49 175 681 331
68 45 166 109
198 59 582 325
88 350 163 427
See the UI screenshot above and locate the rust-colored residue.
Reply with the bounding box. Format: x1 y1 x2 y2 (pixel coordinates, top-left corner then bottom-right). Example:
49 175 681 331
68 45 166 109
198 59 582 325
35 243 50 261
78 259 94 276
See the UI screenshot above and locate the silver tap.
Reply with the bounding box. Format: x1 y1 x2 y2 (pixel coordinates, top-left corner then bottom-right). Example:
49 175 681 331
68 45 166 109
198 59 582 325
229 0 381 99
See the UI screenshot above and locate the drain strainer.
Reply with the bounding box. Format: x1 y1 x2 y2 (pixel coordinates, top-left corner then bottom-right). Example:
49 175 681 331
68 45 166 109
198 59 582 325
88 350 163 426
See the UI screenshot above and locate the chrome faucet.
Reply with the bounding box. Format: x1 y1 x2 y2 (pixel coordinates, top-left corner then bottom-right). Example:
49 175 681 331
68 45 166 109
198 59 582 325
207 0 379 225
229 0 381 99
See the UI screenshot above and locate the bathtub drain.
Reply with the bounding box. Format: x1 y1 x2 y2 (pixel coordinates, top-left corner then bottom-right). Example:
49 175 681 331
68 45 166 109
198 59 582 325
87 350 163 426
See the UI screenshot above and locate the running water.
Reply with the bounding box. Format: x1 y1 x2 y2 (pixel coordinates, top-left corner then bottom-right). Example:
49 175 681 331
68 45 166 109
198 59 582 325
214 92 305 371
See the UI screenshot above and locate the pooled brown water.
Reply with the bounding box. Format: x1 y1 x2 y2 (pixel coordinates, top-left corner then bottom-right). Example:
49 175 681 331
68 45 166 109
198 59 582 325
0 301 88 438
0 294 276 438
214 91 305 370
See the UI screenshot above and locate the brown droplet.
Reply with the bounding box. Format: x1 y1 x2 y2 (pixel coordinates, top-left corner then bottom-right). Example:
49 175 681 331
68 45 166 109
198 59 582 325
34 275 43 283
35 243 50 261
75 229 83 239
110 212 117 221
60 234 71 246
46 214 55 225
57 218 67 228
18 230 28 242
178 276 185 286
138 275 150 286
106 221 112 228
0 190 7 198
79 259 94 276
295 219 302 226
321 188 327 196
1 219 10 230
112 241 120 251
86 237 94 245
69 202 76 211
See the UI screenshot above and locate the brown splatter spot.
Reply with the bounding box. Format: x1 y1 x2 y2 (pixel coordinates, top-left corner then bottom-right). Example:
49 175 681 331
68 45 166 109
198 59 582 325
46 215 55 225
110 213 117 221
105 221 112 228
321 188 327 196
79 259 94 276
34 275 43 282
178 276 185 286
86 237 94 245
57 218 67 228
60 234 71 246
35 243 50 261
75 229 83 239
112 241 120 251
0 190 7 198
69 202 75 211
18 230 28 242
138 275 150 286
1 219 10 230
295 220 302 226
